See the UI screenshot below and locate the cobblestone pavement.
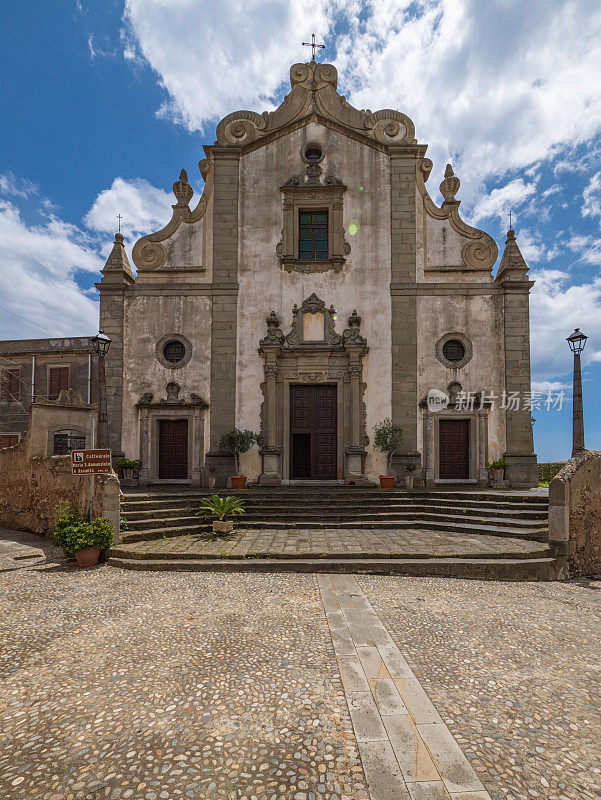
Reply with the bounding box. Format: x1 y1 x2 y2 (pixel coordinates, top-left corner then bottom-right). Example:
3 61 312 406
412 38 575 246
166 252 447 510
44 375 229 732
0 560 368 800
115 530 547 560
360 575 601 800
0 530 599 800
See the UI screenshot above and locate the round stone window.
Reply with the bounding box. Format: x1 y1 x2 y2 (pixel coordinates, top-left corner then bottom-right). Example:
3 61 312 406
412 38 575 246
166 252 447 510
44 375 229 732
442 339 465 363
435 332 473 370
155 334 193 369
163 340 186 363
302 143 324 164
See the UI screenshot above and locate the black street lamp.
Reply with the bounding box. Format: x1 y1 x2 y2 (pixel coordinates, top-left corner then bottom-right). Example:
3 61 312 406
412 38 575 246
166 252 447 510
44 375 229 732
92 330 111 449
566 328 588 457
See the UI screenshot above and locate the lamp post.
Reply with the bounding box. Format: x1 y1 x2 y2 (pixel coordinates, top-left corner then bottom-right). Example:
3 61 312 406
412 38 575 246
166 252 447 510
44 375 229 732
566 328 588 458
92 330 111 449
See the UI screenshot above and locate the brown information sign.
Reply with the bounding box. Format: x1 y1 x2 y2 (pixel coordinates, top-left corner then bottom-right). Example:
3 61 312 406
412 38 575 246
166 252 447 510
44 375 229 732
71 449 112 475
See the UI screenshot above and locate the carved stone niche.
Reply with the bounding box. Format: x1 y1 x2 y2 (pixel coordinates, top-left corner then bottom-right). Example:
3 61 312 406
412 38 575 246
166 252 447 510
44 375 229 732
258 295 369 485
276 164 351 274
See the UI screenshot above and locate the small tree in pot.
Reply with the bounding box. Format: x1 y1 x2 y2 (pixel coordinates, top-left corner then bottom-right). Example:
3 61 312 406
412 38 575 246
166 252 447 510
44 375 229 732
373 419 404 489
197 495 245 535
219 428 260 489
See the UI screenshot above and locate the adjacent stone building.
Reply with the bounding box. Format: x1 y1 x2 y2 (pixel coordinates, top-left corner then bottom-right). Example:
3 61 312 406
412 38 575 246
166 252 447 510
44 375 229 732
92 58 537 488
0 338 98 452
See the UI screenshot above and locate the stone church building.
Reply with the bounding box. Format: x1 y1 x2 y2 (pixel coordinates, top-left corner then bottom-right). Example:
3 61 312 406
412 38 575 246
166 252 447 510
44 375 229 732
98 59 538 488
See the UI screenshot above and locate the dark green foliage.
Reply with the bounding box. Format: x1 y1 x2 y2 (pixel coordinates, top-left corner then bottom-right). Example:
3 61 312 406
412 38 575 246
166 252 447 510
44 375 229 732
538 462 567 482
53 506 114 556
116 458 141 470
489 458 509 471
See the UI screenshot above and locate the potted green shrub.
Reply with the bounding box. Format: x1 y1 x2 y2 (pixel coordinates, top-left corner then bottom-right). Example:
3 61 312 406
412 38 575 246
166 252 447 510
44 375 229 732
116 458 140 481
373 419 404 489
405 463 417 489
197 495 245 535
219 429 260 490
53 506 114 567
489 457 509 484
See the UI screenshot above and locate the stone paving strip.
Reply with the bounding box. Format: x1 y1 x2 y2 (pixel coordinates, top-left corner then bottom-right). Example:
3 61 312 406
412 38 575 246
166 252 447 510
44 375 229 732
317 574 491 800
115 529 548 560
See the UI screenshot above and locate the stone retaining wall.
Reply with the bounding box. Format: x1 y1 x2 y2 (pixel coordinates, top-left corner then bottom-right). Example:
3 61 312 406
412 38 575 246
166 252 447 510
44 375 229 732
549 450 601 576
0 399 120 542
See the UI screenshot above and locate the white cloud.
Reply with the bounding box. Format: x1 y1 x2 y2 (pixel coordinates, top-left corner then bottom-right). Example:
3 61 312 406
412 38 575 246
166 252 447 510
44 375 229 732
0 199 101 340
122 0 333 132
566 232 601 265
0 172 39 199
582 170 601 220
84 177 172 244
122 0 601 202
470 178 538 226
531 380 571 394
530 269 601 381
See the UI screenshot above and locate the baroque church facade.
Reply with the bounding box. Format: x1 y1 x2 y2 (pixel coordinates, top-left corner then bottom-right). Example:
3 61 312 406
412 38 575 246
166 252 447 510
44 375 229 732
98 59 538 488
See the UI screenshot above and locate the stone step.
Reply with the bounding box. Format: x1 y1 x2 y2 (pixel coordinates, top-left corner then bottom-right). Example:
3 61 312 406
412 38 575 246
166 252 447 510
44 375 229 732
121 500 549 518
123 510 548 531
120 520 548 544
107 555 559 580
111 543 552 562
121 489 549 504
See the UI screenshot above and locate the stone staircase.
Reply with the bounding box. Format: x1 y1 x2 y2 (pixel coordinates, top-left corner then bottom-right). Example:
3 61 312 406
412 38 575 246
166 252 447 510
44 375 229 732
110 487 558 579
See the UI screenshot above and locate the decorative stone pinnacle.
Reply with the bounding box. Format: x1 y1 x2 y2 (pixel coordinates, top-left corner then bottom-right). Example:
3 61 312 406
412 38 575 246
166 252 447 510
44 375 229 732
115 232 124 244
439 163 460 203
173 168 194 206
348 309 361 328
265 311 280 328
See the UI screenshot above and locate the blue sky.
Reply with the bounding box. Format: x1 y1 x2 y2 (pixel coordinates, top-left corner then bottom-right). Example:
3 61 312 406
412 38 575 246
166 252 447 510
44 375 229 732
1 0 600 461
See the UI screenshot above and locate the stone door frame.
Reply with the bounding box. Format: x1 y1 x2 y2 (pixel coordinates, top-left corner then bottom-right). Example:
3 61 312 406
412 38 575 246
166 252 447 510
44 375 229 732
136 390 208 486
421 394 490 487
258 296 369 485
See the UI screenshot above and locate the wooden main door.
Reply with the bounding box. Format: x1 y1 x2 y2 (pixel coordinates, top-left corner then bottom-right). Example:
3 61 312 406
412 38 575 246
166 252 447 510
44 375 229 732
290 385 337 480
438 419 470 479
158 419 188 479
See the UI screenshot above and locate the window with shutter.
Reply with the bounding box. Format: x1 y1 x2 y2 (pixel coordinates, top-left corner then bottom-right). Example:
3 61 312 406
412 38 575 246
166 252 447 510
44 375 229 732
0 369 19 401
298 210 328 260
48 367 69 400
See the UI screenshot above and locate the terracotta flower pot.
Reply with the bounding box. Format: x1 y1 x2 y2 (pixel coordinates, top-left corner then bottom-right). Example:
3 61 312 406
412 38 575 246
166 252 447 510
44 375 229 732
75 547 101 567
231 476 247 490
379 475 395 490
213 520 234 535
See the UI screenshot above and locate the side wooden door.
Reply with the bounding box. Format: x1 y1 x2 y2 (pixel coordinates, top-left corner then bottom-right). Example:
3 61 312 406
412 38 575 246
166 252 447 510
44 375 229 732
438 419 470 479
158 419 189 479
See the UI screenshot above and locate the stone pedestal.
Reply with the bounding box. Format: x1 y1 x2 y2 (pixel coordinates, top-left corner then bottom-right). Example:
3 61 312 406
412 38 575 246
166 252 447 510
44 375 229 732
259 447 283 485
205 452 236 489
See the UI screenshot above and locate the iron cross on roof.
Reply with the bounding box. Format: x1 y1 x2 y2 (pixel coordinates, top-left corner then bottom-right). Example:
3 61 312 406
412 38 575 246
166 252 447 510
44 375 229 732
302 34 325 60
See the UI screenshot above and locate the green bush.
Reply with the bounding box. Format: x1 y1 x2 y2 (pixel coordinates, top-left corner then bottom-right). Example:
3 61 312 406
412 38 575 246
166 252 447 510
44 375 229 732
53 506 114 556
373 418 404 474
489 458 509 471
197 495 245 521
538 462 567 483
116 458 140 470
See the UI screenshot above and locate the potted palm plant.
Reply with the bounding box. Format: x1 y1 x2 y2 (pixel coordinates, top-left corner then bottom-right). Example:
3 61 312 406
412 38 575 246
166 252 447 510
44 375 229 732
373 418 404 489
53 506 114 567
219 428 260 490
197 494 245 535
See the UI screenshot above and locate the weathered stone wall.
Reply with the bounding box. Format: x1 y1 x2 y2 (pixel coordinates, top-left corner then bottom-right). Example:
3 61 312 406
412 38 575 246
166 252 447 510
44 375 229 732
0 401 120 542
549 450 601 576
236 121 393 482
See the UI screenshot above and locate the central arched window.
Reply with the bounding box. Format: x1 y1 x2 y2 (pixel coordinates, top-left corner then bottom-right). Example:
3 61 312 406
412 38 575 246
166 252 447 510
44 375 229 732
299 210 328 260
